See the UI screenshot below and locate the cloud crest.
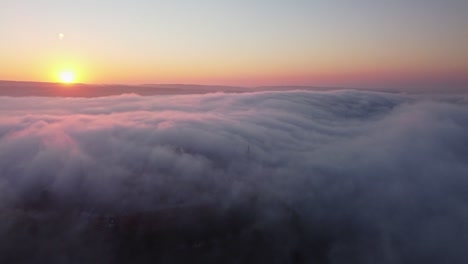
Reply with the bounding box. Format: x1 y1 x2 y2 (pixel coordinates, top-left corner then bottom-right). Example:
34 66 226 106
1 90 468 263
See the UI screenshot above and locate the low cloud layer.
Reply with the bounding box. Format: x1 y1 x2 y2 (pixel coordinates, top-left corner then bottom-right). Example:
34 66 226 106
0 90 468 263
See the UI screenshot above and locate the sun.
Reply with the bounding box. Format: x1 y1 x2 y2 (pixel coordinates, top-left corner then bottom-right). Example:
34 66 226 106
59 71 77 84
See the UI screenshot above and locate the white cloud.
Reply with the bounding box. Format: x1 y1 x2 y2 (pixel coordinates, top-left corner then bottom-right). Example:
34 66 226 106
0 90 467 263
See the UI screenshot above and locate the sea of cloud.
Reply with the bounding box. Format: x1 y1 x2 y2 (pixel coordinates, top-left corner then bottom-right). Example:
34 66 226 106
0 90 467 263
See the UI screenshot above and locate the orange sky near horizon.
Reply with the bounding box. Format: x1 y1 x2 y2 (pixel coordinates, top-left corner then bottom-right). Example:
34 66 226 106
1 1 467 89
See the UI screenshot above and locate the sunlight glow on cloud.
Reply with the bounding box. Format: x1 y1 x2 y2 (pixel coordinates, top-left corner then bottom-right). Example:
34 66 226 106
0 90 467 262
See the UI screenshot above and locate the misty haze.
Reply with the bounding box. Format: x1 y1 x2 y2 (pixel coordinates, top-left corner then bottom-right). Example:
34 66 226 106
0 85 467 263
1 0 468 263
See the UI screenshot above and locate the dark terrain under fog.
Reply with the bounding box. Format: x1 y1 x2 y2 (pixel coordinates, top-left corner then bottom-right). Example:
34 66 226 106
0 83 467 263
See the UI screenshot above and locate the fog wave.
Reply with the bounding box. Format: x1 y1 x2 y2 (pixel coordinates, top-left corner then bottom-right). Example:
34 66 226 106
0 90 467 263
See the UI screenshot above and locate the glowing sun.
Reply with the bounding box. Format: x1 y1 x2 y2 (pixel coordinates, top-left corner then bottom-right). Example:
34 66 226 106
59 71 76 84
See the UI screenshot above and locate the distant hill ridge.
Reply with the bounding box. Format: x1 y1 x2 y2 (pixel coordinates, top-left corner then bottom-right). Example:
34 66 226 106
0 80 465 97
0 80 344 97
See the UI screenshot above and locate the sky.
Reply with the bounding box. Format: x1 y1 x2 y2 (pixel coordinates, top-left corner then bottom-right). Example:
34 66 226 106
1 0 467 89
